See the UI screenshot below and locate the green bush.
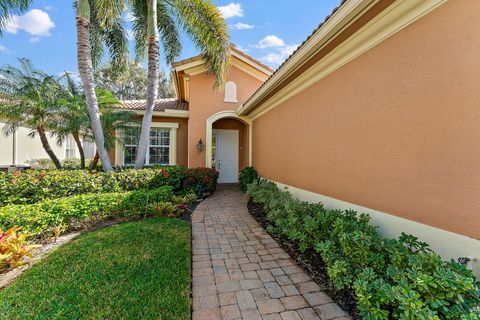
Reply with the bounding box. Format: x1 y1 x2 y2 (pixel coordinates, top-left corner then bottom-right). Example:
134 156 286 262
0 186 173 239
181 167 218 197
247 180 480 319
0 167 185 206
239 167 258 191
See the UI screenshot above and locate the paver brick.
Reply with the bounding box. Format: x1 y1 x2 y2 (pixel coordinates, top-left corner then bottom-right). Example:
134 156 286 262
280 311 302 320
221 304 241 320
235 290 256 310
257 299 286 314
280 295 309 310
219 292 236 306
314 304 348 320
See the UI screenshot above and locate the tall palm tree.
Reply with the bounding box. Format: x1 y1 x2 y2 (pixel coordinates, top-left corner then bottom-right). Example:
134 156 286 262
0 0 32 35
76 0 128 172
130 0 230 168
0 58 64 168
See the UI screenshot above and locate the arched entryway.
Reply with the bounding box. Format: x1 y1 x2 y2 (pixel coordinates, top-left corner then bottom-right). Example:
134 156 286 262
206 111 251 183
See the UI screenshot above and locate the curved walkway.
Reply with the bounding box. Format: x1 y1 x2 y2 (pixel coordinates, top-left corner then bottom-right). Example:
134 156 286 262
191 185 350 320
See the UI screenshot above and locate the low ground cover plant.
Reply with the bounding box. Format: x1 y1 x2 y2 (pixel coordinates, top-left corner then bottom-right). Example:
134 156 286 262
0 218 191 319
239 166 258 191
0 186 174 239
247 180 480 319
0 166 217 206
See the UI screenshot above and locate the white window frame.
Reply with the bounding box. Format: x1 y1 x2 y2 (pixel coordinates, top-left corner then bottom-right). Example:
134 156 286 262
224 81 238 103
116 122 178 166
65 136 77 159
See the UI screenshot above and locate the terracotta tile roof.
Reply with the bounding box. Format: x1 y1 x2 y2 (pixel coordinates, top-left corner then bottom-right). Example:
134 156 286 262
119 99 189 112
243 0 347 106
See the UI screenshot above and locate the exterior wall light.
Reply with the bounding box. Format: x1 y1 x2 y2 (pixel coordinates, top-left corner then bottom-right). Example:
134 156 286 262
196 139 204 152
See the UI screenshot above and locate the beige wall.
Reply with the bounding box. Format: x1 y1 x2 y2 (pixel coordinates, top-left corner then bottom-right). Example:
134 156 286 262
252 1 480 239
188 66 263 168
0 123 67 166
213 118 248 171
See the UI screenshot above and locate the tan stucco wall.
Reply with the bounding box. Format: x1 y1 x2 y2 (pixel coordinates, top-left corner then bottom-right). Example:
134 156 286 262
188 66 263 167
213 118 248 171
252 1 480 239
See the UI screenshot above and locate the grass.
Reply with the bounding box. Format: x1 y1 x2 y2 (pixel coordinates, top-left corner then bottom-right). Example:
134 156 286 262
0 218 191 320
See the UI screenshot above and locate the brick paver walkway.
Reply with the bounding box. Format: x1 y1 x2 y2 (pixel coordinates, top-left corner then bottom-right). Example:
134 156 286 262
191 185 350 320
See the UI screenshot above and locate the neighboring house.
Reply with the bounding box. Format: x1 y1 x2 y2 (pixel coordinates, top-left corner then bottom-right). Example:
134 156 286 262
0 123 95 167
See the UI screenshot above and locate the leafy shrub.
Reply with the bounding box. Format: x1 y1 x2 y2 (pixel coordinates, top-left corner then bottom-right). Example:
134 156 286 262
61 158 82 169
26 158 56 170
0 227 40 272
0 167 184 206
0 186 174 239
182 167 218 197
239 167 258 191
247 180 480 319
147 193 197 218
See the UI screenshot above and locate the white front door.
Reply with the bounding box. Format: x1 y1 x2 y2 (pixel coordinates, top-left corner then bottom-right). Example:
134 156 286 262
214 129 239 183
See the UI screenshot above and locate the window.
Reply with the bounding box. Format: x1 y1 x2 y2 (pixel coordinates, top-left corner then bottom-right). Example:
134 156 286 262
224 81 238 103
65 136 76 159
123 127 171 165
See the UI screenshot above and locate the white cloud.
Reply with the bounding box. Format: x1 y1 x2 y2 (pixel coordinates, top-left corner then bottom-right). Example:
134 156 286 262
261 44 298 66
29 37 40 43
125 11 135 22
5 9 55 37
218 3 243 19
253 35 285 49
0 44 8 52
230 22 254 30
45 5 53 11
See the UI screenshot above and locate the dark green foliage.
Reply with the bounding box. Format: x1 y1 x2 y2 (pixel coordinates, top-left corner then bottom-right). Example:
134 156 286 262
0 218 191 319
0 186 173 239
181 167 219 197
247 180 480 319
239 166 258 191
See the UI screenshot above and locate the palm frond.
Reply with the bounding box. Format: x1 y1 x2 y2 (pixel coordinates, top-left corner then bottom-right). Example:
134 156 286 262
0 0 32 36
169 0 230 88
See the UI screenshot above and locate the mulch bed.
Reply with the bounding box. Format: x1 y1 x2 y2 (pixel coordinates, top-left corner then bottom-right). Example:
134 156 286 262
248 198 360 319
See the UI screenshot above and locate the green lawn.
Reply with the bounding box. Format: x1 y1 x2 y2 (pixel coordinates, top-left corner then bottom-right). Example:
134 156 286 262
0 218 191 320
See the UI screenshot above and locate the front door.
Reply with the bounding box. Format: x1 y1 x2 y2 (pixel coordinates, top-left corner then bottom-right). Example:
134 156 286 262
214 129 239 183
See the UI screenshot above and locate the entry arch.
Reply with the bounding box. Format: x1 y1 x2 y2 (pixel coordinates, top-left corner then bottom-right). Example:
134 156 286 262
206 110 252 169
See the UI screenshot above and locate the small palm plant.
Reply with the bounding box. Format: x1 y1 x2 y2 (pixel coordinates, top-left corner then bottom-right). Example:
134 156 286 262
0 59 66 168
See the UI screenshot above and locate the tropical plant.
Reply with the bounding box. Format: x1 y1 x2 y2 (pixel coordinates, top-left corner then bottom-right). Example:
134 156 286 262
0 226 39 272
0 0 32 35
95 60 175 100
55 73 91 169
0 58 66 168
84 90 138 170
75 0 128 172
131 0 231 168
239 166 258 191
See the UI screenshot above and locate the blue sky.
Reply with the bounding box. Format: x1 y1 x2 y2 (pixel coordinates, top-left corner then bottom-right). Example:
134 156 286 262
0 0 341 77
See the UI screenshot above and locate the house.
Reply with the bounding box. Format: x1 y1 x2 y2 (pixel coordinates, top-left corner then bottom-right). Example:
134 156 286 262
114 0 480 276
1 0 478 275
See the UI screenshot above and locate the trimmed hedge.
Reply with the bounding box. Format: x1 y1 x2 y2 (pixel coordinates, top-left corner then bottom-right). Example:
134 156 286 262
0 166 218 206
0 186 173 239
247 180 480 319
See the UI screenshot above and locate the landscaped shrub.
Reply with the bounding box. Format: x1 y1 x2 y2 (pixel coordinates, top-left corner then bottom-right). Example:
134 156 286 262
182 167 219 197
239 166 258 191
247 180 480 319
0 186 174 239
0 227 40 272
0 167 185 206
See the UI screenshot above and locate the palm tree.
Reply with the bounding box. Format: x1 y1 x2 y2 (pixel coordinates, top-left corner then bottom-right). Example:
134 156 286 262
130 0 230 168
0 58 65 168
55 73 91 169
0 0 32 35
86 89 138 170
76 0 128 172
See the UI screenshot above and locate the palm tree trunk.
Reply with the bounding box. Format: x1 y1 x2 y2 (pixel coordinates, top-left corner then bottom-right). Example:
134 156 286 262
135 0 159 169
37 125 62 169
72 132 85 169
90 150 100 171
76 0 113 172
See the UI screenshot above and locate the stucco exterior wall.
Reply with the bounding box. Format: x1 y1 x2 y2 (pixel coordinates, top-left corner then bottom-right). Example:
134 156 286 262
213 118 248 171
188 66 263 167
0 123 67 166
251 1 480 239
